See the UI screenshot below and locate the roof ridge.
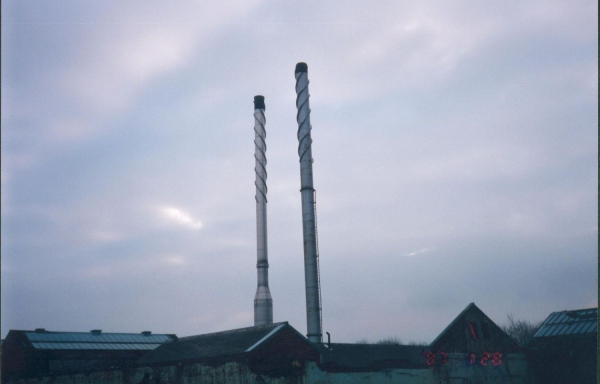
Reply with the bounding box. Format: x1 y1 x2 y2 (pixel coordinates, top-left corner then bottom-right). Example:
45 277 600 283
550 307 597 315
21 330 172 335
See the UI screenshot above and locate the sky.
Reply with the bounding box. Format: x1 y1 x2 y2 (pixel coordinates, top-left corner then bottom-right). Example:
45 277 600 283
1 1 597 343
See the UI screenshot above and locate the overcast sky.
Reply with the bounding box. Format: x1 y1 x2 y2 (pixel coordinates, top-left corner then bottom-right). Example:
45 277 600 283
1 1 597 343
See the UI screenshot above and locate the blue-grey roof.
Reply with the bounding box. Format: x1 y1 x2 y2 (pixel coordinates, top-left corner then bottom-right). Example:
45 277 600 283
30 342 162 351
533 308 597 338
22 331 175 351
139 322 291 365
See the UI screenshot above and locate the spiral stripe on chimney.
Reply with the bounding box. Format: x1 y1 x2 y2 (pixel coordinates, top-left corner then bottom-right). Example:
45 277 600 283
294 63 323 343
254 95 273 326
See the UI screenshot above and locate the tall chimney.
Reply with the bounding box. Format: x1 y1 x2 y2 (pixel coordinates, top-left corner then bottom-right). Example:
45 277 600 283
253 95 273 326
294 63 322 343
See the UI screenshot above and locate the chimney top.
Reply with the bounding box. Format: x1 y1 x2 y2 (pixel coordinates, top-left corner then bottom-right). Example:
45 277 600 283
141 331 152 335
254 95 265 110
295 62 308 74
90 329 102 334
34 328 46 333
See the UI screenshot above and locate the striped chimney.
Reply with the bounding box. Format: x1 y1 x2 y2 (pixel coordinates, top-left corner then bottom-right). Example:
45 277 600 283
253 95 273 326
294 63 323 343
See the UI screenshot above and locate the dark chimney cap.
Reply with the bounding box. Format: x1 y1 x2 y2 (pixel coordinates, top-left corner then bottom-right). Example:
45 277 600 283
141 331 152 335
91 329 102 334
34 328 46 333
295 62 308 74
254 95 265 110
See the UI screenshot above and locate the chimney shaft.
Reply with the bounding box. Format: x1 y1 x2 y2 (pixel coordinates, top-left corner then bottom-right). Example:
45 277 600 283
294 63 322 343
254 95 273 326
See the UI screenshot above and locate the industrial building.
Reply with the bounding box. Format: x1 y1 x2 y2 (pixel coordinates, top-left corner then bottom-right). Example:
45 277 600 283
0 329 176 381
2 307 595 383
526 308 597 384
1 303 535 383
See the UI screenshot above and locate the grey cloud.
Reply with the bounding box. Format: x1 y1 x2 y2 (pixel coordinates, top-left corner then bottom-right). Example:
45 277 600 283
2 0 596 342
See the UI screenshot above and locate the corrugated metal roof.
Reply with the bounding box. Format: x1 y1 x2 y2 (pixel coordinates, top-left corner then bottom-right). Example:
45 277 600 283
533 308 597 338
20 331 175 351
31 342 161 351
25 332 171 344
138 322 291 365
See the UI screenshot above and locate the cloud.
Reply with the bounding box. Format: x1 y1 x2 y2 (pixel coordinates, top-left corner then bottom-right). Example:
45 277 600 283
163 255 186 266
87 231 122 243
160 207 203 230
404 247 437 257
74 254 190 282
60 25 200 115
49 119 95 144
1 0 267 177
1 0 596 342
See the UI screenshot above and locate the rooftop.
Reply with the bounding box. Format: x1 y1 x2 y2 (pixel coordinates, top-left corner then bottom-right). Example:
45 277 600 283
532 308 597 338
14 329 175 351
138 322 291 364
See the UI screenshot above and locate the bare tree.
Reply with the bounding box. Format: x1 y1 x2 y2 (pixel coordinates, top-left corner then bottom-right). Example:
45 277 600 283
501 313 544 346
355 337 427 346
376 336 402 345
407 341 429 347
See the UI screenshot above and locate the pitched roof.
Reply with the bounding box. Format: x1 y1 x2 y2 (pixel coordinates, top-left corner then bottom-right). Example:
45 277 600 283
429 302 477 347
533 308 597 338
138 322 289 365
429 302 520 352
10 330 175 351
